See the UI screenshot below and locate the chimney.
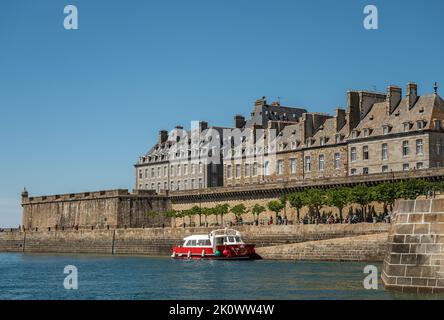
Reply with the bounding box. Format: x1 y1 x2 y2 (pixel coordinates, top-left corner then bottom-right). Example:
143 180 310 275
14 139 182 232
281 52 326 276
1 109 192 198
158 130 168 144
407 82 418 109
386 85 402 114
335 108 346 131
347 91 361 131
301 113 313 141
255 96 267 107
234 115 246 129
198 121 208 132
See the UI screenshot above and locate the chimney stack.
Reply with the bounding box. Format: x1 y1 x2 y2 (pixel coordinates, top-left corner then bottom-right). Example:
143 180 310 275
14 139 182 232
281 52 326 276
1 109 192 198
386 85 402 114
158 130 168 144
234 115 246 129
335 108 346 131
406 82 418 109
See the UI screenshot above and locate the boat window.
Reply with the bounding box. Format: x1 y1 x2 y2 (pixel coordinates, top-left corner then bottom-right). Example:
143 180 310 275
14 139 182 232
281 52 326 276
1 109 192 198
228 236 235 243
205 240 211 246
189 240 197 246
197 240 208 246
215 237 224 245
235 236 241 243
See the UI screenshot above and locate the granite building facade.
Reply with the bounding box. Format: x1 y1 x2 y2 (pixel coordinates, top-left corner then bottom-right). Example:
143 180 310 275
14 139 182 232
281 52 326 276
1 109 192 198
136 82 444 192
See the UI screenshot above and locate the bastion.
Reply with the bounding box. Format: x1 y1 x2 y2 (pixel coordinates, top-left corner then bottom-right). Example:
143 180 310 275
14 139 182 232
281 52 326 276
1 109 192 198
21 189 171 231
382 197 444 293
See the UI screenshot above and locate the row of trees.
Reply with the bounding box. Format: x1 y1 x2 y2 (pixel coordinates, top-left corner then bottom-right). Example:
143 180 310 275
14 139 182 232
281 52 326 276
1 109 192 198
149 179 444 226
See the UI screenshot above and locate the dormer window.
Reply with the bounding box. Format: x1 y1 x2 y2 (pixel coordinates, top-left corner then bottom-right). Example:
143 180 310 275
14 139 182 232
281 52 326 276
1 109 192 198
434 119 442 131
335 134 342 144
306 138 313 147
291 141 297 150
382 125 391 135
363 128 371 137
417 120 426 130
320 137 326 146
351 130 359 138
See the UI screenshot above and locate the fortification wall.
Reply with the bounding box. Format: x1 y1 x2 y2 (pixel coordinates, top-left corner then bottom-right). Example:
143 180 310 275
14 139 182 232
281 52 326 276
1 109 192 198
0 223 389 257
21 189 170 231
382 198 444 293
256 233 388 261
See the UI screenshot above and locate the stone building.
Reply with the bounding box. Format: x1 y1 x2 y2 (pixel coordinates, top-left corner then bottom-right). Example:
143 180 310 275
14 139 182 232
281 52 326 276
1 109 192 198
135 121 231 193
224 82 444 187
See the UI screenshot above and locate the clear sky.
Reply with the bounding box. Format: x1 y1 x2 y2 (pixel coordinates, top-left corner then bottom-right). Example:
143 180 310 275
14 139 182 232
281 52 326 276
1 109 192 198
0 0 443 227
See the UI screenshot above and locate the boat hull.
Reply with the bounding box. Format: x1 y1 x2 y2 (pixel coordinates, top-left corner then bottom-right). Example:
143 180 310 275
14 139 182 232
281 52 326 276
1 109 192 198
171 244 257 260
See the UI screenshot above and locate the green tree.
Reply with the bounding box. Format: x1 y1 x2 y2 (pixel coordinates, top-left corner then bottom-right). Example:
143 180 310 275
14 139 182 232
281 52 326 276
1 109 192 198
201 207 213 226
301 188 326 220
397 179 428 200
325 188 350 221
288 193 304 222
267 200 285 220
373 182 398 214
231 204 249 223
215 203 230 226
190 205 203 226
251 204 266 224
349 185 374 221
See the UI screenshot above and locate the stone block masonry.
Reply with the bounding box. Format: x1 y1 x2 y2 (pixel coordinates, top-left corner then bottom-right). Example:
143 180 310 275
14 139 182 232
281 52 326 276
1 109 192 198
21 189 171 231
0 223 389 257
382 198 444 293
256 233 388 262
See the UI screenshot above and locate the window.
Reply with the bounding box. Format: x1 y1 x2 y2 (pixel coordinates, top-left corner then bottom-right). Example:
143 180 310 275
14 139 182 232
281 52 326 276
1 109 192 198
226 165 232 178
139 170 143 179
402 141 409 157
253 162 258 176
351 131 358 138
305 156 311 172
335 134 342 144
199 162 203 174
170 181 174 190
363 129 370 137
191 179 195 189
320 137 326 146
157 167 161 177
235 164 241 178
184 164 188 175
151 183 155 190
276 160 283 175
145 169 149 178
164 182 167 190
436 138 442 155
403 122 411 132
417 121 425 130
363 167 369 175
434 120 442 130
416 139 423 155
382 165 389 173
363 146 369 160
171 165 175 177
319 154 325 171
382 125 390 135
151 168 155 178
351 147 357 162
291 141 297 150
199 178 203 188
191 163 195 174
351 168 357 175
177 164 181 176
382 143 388 160
164 166 168 177
177 180 181 190
334 153 340 169
416 162 424 170
245 163 250 177
264 161 270 176
290 158 297 174
403 164 409 171
306 139 312 147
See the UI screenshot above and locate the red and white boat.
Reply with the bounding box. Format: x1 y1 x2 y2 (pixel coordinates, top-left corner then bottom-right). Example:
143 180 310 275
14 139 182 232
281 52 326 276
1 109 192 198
171 229 257 260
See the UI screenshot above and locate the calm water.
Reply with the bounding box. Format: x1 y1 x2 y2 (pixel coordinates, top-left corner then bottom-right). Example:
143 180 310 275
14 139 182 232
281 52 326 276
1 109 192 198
0 253 441 300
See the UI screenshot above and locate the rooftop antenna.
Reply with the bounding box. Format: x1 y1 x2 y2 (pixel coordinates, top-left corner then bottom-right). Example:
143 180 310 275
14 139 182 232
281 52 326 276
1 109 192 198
434 82 438 95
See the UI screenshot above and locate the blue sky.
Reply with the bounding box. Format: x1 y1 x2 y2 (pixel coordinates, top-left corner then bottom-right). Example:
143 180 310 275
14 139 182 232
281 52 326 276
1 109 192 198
0 0 443 227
